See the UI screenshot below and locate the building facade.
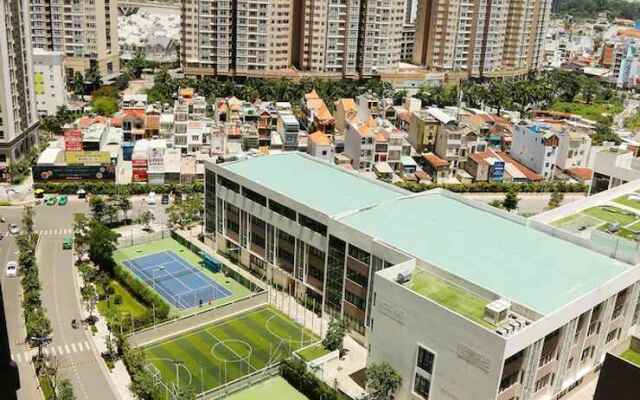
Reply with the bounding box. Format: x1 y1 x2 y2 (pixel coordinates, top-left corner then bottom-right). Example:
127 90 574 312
510 122 558 179
0 0 39 163
29 0 120 76
414 0 552 77
32 48 66 116
183 0 406 77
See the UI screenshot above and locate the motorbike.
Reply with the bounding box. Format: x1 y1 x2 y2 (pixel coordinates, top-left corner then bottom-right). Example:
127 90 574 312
71 319 78 329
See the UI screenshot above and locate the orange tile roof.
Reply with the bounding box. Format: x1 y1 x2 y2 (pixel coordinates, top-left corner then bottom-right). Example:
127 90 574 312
305 89 320 101
309 131 331 146
336 98 357 112
423 153 448 168
179 88 194 98
495 151 543 181
355 117 377 136
375 132 387 142
566 167 593 181
123 108 145 120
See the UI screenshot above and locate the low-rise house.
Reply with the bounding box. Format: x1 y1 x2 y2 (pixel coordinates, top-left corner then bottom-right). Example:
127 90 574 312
304 90 335 135
510 122 559 179
556 129 592 170
308 131 335 162
421 152 450 183
335 98 358 135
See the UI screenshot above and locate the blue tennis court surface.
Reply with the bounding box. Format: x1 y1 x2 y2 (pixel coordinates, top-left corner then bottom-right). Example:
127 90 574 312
123 250 231 309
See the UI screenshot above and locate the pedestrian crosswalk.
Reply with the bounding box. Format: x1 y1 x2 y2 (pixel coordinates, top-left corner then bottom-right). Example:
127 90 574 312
1 228 73 237
12 340 92 363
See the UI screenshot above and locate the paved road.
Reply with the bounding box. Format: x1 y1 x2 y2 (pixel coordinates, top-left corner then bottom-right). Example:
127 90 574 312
0 201 118 400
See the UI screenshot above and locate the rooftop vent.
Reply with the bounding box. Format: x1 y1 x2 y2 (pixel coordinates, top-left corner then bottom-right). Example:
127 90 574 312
396 271 412 284
485 299 511 326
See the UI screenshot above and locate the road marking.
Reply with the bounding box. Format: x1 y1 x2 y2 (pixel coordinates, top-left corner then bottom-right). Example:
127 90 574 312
58 345 64 355
84 341 90 351
65 344 70 354
50 347 56 356
71 343 77 353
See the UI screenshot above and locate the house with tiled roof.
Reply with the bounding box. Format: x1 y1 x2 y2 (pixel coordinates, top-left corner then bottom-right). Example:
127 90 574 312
303 89 335 135
307 131 334 162
335 98 358 135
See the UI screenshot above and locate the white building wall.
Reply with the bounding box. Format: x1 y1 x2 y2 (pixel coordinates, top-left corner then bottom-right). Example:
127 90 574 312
32 49 67 116
511 125 557 179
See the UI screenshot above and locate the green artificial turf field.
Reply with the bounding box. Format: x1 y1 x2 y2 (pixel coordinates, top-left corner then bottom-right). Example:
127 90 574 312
143 306 318 394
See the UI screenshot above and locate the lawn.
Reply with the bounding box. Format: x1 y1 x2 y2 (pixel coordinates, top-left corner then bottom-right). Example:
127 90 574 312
225 376 308 400
408 269 492 328
297 344 329 363
621 348 640 367
114 238 251 312
143 306 318 394
551 213 603 231
613 194 640 211
550 101 623 124
582 206 639 226
97 280 149 321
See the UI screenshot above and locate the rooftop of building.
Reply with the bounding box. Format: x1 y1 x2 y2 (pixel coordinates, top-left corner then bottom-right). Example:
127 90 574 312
218 153 405 216
217 153 632 316
340 192 631 315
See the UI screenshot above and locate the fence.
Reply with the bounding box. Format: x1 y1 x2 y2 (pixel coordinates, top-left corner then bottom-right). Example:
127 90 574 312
197 363 281 400
116 228 171 249
128 290 269 347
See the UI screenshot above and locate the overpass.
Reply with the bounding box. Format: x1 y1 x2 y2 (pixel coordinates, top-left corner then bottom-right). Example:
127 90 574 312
118 0 179 16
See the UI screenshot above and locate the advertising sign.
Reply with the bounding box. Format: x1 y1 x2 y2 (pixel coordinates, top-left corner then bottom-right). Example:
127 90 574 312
64 151 112 165
33 165 116 182
489 160 505 181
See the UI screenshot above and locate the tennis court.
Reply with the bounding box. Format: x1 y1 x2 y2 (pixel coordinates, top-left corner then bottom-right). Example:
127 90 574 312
143 306 318 395
124 250 231 309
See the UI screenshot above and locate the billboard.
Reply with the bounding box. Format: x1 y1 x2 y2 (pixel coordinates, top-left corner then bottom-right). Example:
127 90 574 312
65 151 112 165
33 165 115 182
64 129 82 152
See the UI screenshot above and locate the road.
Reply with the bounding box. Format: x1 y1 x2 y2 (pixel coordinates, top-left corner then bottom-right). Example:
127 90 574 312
461 192 586 216
0 200 119 400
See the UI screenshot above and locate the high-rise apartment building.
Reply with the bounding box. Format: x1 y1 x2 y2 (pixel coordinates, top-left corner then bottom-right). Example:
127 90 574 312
0 0 39 163
183 0 406 78
29 0 120 77
414 0 550 78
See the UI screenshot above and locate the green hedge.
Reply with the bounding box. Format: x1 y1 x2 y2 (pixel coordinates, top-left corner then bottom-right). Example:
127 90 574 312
113 264 170 321
280 359 349 400
395 181 588 193
33 181 203 195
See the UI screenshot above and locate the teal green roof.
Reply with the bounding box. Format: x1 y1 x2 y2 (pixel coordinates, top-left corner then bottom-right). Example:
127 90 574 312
340 194 631 314
221 153 405 216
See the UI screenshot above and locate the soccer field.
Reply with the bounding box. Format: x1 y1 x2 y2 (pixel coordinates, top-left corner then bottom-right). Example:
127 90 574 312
143 306 318 394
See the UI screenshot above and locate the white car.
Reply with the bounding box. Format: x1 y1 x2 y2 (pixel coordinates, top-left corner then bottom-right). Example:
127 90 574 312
6 261 18 277
146 192 157 205
8 224 19 235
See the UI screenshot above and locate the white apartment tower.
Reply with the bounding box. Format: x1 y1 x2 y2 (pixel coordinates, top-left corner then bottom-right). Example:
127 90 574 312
414 0 551 77
29 0 120 77
0 0 39 163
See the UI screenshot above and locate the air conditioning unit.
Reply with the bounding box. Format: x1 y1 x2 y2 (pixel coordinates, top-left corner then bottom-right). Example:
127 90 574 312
396 271 412 284
485 299 511 326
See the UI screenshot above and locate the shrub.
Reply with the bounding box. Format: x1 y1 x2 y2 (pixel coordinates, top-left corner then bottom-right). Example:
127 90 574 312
280 358 349 400
395 181 587 194
33 181 203 195
113 294 123 305
113 264 170 320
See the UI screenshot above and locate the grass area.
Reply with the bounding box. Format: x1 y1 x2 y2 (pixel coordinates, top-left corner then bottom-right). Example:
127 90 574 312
613 194 640 211
97 280 149 321
627 220 640 232
408 269 492 328
621 348 640 367
143 306 318 394
225 376 308 400
582 206 639 226
297 344 329 363
550 101 623 124
625 112 640 130
113 238 251 312
38 374 55 400
551 213 603 231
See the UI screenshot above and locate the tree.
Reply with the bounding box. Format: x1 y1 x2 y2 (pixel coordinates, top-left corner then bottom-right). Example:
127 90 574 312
25 308 52 342
81 283 98 322
71 72 85 95
366 362 402 400
73 213 91 256
89 196 107 221
57 378 76 400
139 210 155 231
322 318 347 354
503 189 520 212
489 199 504 209
22 206 35 235
128 48 148 79
91 96 119 116
116 195 132 222
85 64 102 93
87 220 120 273
547 190 564 210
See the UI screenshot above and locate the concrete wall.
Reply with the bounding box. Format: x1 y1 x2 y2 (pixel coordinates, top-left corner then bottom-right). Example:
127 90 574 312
368 263 507 400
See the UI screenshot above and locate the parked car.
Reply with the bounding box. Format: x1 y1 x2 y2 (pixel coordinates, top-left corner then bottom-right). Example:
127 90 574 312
62 236 73 250
9 224 19 235
5 261 18 277
57 195 68 206
45 196 57 206
146 192 157 205
161 193 170 205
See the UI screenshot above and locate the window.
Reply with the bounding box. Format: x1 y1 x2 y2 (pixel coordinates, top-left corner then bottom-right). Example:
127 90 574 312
414 374 431 399
243 186 266 206
348 244 371 265
299 213 327 236
417 347 434 374
219 176 240 193
606 328 620 344
269 199 296 221
500 371 520 392
534 373 552 392
587 321 600 337
581 346 594 362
